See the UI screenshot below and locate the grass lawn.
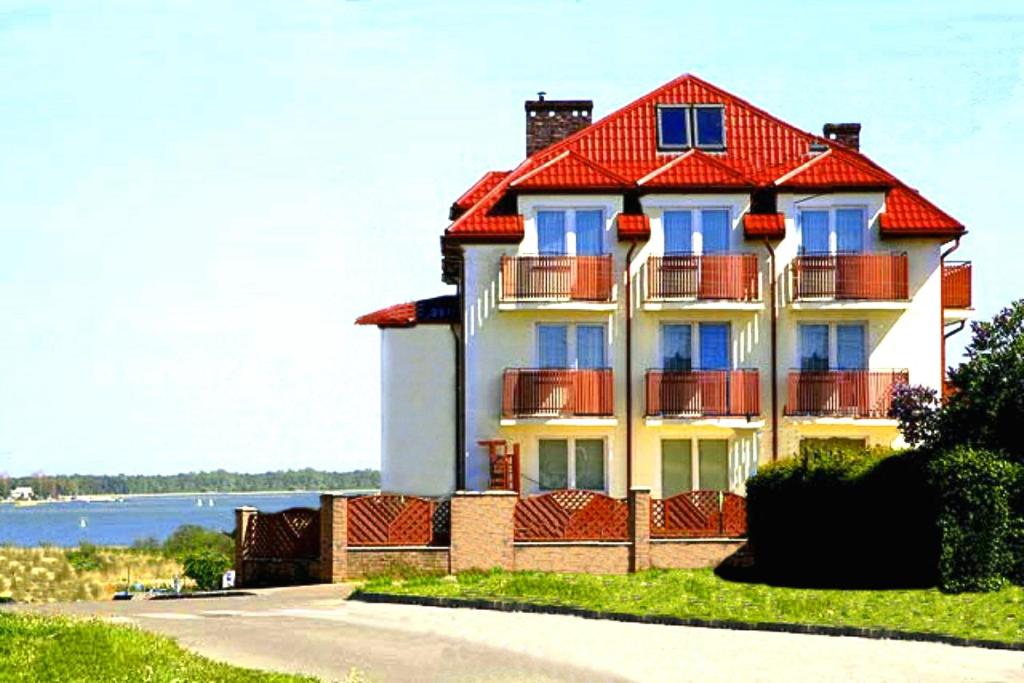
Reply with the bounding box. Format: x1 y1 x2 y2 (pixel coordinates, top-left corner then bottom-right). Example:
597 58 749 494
0 612 317 682
361 568 1024 645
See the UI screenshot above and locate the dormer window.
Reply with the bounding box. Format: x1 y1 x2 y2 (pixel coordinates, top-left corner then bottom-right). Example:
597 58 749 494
657 106 690 149
694 106 725 148
657 104 726 151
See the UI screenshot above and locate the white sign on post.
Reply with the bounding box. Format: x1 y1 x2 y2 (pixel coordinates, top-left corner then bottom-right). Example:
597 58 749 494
222 570 236 589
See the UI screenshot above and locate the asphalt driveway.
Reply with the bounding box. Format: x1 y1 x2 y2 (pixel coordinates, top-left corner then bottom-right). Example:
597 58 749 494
17 584 1024 682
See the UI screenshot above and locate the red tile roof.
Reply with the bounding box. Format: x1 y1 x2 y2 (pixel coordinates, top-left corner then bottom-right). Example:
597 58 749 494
774 148 895 189
445 73 962 240
743 213 786 237
452 170 510 211
356 295 459 328
637 149 755 188
616 213 651 239
510 150 632 190
880 186 964 236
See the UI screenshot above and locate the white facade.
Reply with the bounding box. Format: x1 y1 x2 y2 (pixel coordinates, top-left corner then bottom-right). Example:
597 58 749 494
455 191 950 497
380 326 455 496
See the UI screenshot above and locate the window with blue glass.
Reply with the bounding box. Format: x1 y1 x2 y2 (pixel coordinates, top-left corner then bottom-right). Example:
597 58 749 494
537 211 566 255
538 324 568 368
836 324 866 370
836 208 865 253
574 210 604 256
662 324 693 371
663 211 693 254
800 210 830 254
694 107 725 148
799 324 830 371
576 325 606 369
699 323 730 370
657 106 690 149
700 209 730 254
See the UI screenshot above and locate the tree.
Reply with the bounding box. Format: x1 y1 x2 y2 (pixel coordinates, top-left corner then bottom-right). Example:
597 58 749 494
891 299 1024 462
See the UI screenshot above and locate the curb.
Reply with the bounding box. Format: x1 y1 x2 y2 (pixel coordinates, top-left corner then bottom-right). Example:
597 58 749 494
148 590 255 601
351 591 1023 652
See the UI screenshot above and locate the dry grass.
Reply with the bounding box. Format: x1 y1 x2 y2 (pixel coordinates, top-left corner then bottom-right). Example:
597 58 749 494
0 546 185 603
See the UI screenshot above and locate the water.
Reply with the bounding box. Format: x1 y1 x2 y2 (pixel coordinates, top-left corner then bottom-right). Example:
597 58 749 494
0 492 325 547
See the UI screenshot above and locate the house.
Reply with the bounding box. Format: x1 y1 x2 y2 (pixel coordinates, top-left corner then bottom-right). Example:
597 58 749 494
357 74 971 499
10 486 34 501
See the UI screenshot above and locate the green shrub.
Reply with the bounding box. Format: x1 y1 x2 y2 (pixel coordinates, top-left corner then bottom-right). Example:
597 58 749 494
65 543 102 572
182 551 232 591
163 525 233 559
930 446 1021 592
746 448 937 587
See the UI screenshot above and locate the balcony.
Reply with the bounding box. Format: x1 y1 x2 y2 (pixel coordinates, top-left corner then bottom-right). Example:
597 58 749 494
791 253 908 305
646 370 760 419
646 254 760 307
502 368 614 419
785 369 908 419
499 255 614 306
942 261 972 311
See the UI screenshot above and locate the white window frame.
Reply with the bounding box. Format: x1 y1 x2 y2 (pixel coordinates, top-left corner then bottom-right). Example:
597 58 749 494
536 436 609 492
692 104 726 150
660 206 733 256
535 322 609 369
660 437 733 494
797 321 868 370
532 207 606 256
796 205 868 254
656 104 691 150
660 322 732 370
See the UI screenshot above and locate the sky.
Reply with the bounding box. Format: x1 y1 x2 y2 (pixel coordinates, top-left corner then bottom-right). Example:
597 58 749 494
1 1 1022 477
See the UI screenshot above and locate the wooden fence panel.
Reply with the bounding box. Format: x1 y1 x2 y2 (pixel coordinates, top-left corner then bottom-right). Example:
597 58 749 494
650 491 747 538
242 507 320 560
514 490 629 542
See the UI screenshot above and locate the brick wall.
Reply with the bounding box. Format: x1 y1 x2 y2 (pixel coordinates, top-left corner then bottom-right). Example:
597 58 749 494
650 540 747 569
450 491 516 572
514 544 630 574
347 548 450 578
524 98 593 156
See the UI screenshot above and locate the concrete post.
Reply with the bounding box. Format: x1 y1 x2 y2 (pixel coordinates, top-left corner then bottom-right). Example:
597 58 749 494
629 488 652 573
450 491 517 573
234 506 257 587
319 493 348 583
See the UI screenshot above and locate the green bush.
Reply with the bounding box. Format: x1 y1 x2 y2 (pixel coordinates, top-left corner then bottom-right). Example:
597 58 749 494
182 551 232 591
65 543 103 572
929 446 1021 592
163 525 233 559
746 448 937 587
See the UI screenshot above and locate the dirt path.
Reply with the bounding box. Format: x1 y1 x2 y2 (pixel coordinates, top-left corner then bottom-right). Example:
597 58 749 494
16 584 1024 682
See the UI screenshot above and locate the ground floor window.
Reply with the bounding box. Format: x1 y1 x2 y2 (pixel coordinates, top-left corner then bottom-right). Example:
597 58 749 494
538 438 606 491
661 438 730 496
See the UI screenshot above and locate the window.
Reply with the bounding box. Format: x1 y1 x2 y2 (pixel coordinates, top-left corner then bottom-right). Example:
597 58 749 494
799 207 867 254
535 209 606 256
537 323 608 369
657 106 690 149
661 322 730 370
538 438 606 491
661 438 731 494
661 208 732 255
694 106 725 148
657 105 726 150
799 322 867 371
662 440 693 497
698 440 730 491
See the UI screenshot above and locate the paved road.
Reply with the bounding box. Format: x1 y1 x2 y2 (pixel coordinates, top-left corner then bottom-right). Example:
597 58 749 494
18 585 1024 682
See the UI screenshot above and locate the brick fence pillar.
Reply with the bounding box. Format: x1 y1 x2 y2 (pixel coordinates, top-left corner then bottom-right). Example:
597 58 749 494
319 493 348 583
629 488 651 573
450 491 517 573
233 506 256 586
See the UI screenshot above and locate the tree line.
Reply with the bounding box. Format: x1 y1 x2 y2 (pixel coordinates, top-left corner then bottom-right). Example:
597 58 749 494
0 468 380 498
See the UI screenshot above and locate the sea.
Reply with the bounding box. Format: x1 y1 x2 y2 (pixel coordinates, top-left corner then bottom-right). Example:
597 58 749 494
0 492 331 547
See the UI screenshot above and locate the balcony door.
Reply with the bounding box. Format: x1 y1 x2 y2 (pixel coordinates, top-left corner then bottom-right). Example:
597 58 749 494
798 322 867 415
659 323 729 415
536 324 606 415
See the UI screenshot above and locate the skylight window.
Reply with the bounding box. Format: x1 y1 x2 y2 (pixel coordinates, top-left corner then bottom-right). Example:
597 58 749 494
657 106 690 149
694 106 725 148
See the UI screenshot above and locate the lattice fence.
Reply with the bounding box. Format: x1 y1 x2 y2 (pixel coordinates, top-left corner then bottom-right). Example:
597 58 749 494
650 491 747 538
242 507 321 560
347 495 445 546
515 490 629 542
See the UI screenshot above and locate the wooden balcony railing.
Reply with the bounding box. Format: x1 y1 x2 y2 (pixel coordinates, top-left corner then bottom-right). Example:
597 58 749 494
792 253 908 301
785 370 909 418
647 254 759 301
646 370 760 418
502 368 614 418
500 255 614 302
942 261 972 309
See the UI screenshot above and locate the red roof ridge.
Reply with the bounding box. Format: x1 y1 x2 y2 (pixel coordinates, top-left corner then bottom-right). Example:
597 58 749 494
772 148 833 185
637 148 756 187
453 170 510 209
509 149 632 189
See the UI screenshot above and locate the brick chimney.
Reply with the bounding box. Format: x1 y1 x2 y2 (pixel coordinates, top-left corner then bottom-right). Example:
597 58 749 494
525 92 593 156
822 123 861 151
